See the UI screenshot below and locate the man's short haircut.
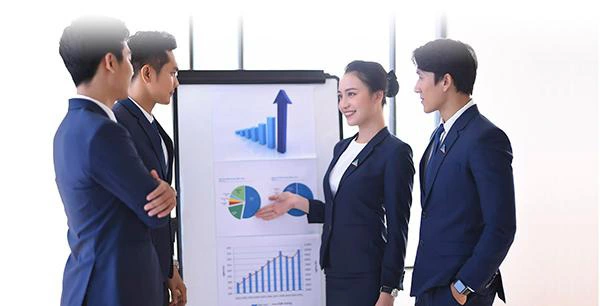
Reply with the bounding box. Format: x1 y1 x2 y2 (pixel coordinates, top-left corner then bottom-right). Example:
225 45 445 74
413 39 478 95
128 31 177 79
59 16 129 86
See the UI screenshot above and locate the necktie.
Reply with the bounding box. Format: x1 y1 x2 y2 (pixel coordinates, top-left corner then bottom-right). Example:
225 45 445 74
151 119 167 172
425 124 445 187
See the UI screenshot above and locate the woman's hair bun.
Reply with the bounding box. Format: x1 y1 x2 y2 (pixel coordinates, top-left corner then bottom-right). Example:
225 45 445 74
385 70 399 98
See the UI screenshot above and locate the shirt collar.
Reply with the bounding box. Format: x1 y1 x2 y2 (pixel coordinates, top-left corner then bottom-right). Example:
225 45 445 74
73 94 117 122
442 99 475 134
128 96 155 124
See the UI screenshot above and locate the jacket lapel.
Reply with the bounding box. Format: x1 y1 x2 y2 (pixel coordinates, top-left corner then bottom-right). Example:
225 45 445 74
423 105 480 207
323 136 353 204
155 120 174 184
120 99 168 178
419 129 437 202
334 127 390 200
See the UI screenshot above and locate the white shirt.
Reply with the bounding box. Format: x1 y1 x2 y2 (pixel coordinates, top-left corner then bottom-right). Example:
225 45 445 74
73 94 117 122
440 99 476 143
328 138 367 196
128 97 169 169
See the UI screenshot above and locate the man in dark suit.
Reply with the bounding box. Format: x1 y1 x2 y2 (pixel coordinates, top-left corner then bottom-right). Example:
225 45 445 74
55 17 177 306
113 31 186 306
410 39 516 306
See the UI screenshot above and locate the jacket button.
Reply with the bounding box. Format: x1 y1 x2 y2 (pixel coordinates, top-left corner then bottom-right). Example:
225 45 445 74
421 211 427 218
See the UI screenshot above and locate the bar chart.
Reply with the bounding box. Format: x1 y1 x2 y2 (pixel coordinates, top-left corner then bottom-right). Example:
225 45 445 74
235 89 292 154
235 116 276 150
218 235 321 305
234 249 303 294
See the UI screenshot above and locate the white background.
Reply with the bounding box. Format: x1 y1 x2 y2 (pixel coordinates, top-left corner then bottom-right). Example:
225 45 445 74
0 0 598 305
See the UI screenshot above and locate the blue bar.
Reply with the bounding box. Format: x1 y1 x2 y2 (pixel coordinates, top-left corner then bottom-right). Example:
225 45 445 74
249 273 253 293
273 257 277 291
286 256 289 291
261 266 265 292
267 260 271 292
258 123 266 145
237 282 240 294
245 128 252 139
255 271 258 292
292 254 295 290
243 277 246 293
267 117 276 149
250 128 256 141
279 251 283 291
298 249 302 290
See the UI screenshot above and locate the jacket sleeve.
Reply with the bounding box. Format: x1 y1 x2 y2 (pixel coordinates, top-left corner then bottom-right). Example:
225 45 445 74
380 143 415 290
457 128 516 292
306 199 326 223
88 122 169 229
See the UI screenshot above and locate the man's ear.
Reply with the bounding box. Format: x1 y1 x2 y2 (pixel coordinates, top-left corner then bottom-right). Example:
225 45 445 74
140 64 153 84
103 53 117 73
442 73 454 92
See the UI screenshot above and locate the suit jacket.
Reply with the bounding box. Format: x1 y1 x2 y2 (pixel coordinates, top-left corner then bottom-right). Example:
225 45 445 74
307 127 414 289
113 98 175 281
54 98 168 306
410 105 516 301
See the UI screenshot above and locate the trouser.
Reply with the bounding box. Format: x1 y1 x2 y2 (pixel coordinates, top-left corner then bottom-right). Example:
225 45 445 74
415 276 500 306
325 272 381 306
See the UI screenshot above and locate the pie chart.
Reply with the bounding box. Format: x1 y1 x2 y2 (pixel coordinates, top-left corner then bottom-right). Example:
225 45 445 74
283 183 314 216
228 185 261 219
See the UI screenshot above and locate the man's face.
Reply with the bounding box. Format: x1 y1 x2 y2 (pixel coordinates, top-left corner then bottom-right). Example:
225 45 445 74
149 50 179 105
414 68 445 114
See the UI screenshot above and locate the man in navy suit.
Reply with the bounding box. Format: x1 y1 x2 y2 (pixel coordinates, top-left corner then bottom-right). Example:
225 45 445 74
410 39 516 306
113 31 186 306
55 17 177 306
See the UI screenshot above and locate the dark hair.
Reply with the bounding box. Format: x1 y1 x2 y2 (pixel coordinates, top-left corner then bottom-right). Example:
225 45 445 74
128 31 177 79
59 16 130 86
344 60 399 105
412 39 478 95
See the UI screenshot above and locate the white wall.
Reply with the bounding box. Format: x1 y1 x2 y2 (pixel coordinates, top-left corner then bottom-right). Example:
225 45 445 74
445 3 598 305
0 1 597 305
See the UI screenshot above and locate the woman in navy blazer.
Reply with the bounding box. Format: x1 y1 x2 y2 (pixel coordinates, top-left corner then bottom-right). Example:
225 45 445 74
257 61 415 306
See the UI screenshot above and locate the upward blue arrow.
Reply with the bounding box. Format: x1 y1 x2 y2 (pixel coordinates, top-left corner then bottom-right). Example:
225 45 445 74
273 90 292 153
